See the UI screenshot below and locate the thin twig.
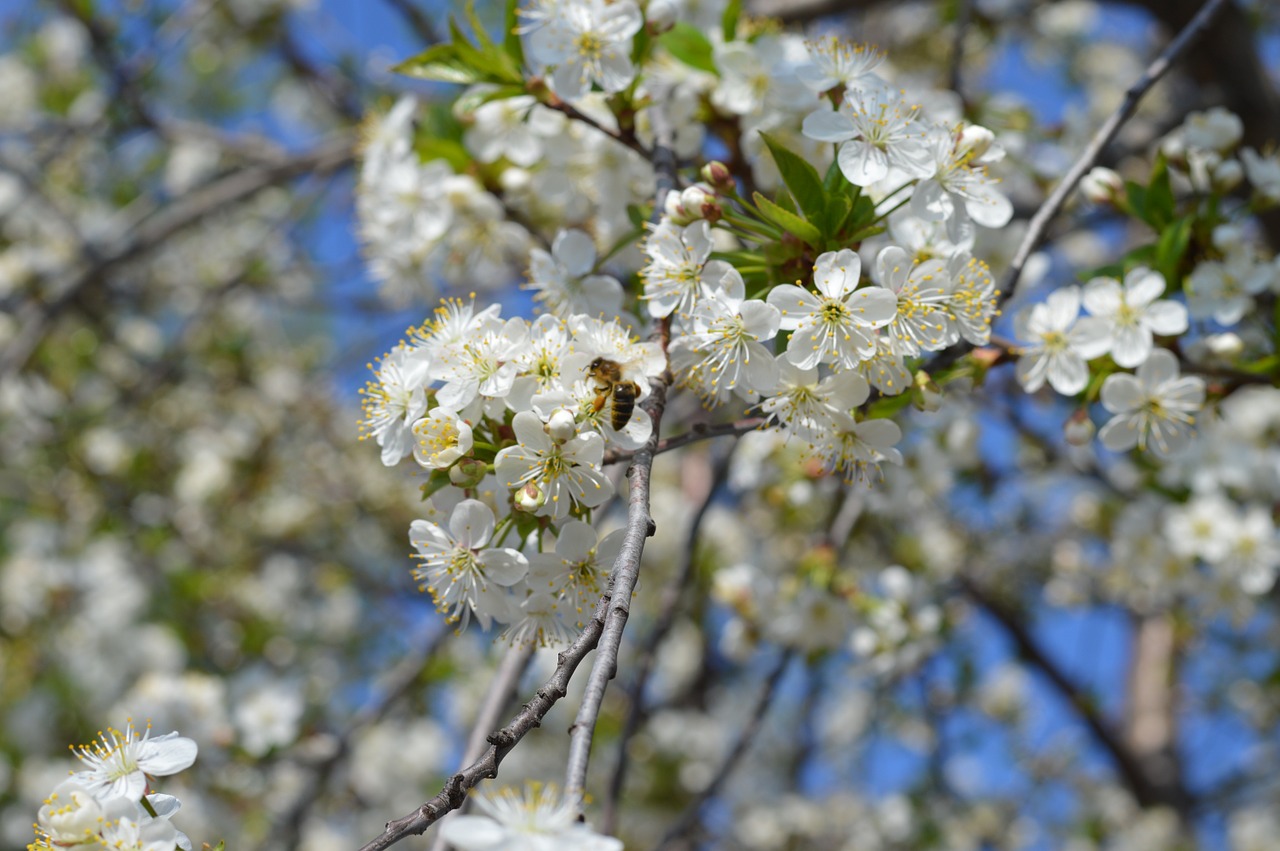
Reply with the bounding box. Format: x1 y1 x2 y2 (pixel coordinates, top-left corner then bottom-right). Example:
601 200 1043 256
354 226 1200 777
543 96 655 161
603 417 766 465
653 650 793 849
428 643 536 851
562 103 678 812
0 135 354 378
601 446 736 834
999 0 1230 299
270 625 450 851
381 0 443 46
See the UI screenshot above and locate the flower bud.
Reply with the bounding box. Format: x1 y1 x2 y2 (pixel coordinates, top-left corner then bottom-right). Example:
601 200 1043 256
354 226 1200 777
646 0 678 33
547 408 577 443
449 457 488 488
664 183 720 225
1063 409 1095 446
1079 167 1123 204
701 161 735 194
957 124 995 161
515 482 546 512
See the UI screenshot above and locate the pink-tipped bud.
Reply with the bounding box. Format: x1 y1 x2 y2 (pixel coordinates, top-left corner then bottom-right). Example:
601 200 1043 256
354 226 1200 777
1064 409 1095 446
449 457 488 488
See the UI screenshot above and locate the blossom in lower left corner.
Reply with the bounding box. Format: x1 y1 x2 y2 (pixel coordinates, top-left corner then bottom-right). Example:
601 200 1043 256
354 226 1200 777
440 783 623 851
71 721 198 802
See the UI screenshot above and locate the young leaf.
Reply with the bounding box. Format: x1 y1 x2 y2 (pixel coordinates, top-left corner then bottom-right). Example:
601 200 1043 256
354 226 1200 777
392 43 485 84
722 0 742 40
753 191 822 245
1154 215 1193 290
659 23 717 75
760 132 826 226
1144 154 1175 230
504 0 524 69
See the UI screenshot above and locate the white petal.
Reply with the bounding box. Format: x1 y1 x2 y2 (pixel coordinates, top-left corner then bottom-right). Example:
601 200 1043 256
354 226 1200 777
1099 414 1142 452
1047 352 1088 395
802 108 857 143
1143 300 1188 336
1082 277 1122 316
1137 348 1179 389
1123 267 1165 305
450 499 496 548
837 140 889 187
440 815 507 849
1110 325 1152 369
479 549 529 586
554 229 597 277
1100 373 1144 413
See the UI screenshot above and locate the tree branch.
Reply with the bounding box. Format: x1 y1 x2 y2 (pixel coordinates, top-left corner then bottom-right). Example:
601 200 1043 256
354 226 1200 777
428 643 536 851
562 104 678 812
0 135 354 379
959 575 1191 810
601 447 735 834
999 0 1230 299
603 417 766 466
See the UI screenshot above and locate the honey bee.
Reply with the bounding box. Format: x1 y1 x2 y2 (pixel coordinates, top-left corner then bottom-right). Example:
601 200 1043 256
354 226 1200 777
587 357 640 431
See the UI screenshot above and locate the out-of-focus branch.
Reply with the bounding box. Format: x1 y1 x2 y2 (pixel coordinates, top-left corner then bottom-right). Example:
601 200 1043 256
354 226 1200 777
428 643 536 851
999 0 1230 298
0 135 354 379
270 625 450 851
382 0 443 46
563 104 678 812
602 447 735 834
653 650 793 850
543 95 655 161
1124 614 1184 810
960 575 1191 810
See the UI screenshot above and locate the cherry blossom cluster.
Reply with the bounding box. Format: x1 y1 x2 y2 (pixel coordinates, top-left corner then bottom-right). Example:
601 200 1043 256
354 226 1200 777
28 722 197 851
359 297 662 642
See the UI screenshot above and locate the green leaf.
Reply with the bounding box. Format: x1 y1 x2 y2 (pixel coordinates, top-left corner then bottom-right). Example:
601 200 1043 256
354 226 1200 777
1124 180 1147 223
659 23 717 75
1154 215 1193 290
753 191 822 245
1145 154 1175 230
420 469 454 501
722 0 742 40
760 132 827 226
868 392 915 418
416 137 471 171
454 83 526 116
823 156 845 193
392 43 485 84
504 0 524 70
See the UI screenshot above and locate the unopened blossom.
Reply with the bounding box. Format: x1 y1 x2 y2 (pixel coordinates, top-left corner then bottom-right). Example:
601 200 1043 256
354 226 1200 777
801 86 933 187
440 783 622 851
640 219 715 319
1080 166 1123 204
912 126 1013 243
528 0 643 101
1098 348 1206 456
71 721 198 802
669 265 781 405
1081 267 1188 368
410 499 527 630
527 229 623 319
412 408 473 470
768 249 898 369
358 344 433 466
495 411 614 520
796 36 885 92
1014 286 1109 395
